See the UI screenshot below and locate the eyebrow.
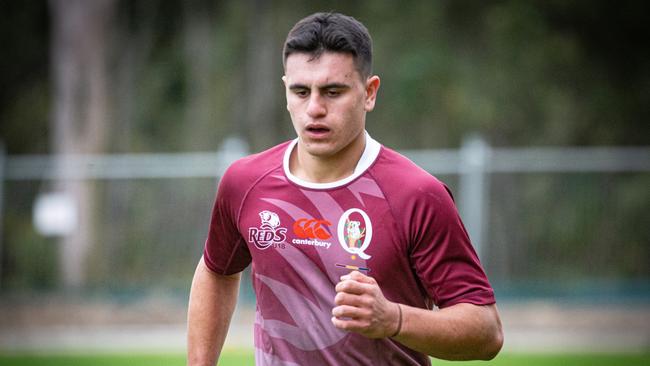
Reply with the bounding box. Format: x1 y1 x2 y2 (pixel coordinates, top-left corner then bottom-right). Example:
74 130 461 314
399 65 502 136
289 82 350 91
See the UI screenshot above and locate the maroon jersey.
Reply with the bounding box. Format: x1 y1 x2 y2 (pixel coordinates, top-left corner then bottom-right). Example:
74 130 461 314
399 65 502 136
204 134 495 365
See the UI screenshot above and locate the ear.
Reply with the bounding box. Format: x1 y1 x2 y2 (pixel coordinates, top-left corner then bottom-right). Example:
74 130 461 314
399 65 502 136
364 75 380 112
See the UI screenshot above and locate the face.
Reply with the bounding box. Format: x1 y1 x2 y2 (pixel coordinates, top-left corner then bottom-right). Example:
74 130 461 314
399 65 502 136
283 52 380 159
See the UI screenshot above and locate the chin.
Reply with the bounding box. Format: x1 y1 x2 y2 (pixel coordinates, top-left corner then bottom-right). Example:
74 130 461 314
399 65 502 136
305 147 336 158
302 142 338 158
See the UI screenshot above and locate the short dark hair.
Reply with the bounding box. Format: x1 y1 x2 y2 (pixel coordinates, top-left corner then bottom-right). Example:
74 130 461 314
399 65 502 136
283 12 373 79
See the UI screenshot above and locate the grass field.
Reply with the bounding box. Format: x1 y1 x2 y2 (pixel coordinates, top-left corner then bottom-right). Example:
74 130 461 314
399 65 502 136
1 351 649 366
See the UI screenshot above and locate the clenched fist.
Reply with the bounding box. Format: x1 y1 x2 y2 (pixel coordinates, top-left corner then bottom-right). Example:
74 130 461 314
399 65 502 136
331 270 401 339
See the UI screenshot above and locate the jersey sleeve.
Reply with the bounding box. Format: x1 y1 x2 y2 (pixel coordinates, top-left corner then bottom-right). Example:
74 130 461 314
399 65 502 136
408 180 495 308
203 164 252 275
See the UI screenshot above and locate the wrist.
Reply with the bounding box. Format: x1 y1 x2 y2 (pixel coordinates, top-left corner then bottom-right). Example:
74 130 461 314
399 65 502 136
390 303 403 338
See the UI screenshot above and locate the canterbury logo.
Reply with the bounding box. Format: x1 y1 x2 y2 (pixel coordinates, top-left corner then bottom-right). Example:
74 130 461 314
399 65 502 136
293 218 332 240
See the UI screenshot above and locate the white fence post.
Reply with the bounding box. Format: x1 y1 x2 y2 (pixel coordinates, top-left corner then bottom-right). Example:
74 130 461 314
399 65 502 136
458 135 490 260
0 141 5 289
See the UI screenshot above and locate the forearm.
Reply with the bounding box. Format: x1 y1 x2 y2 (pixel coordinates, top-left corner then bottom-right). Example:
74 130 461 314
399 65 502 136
187 257 241 366
392 303 503 361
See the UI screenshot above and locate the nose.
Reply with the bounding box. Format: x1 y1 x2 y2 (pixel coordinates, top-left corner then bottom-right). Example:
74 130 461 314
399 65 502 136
306 93 326 118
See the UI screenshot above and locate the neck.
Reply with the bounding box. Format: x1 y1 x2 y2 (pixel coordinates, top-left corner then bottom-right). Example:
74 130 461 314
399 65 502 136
291 133 366 184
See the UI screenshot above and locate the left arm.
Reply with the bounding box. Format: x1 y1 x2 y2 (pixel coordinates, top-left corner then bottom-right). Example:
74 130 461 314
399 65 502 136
332 271 503 361
393 302 503 360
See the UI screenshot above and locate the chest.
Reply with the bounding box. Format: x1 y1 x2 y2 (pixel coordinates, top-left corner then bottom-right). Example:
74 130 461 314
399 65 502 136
238 177 405 286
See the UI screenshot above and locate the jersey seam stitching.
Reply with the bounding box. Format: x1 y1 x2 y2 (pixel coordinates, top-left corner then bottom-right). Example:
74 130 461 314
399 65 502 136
235 161 285 229
222 155 286 273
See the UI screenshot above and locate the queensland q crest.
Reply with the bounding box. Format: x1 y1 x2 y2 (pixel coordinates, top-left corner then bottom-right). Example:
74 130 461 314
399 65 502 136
337 208 372 260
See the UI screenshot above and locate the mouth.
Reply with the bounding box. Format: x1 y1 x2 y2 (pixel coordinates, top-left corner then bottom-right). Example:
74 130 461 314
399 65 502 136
305 125 331 137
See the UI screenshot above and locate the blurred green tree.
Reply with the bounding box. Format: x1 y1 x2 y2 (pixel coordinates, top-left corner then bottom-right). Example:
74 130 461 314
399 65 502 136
0 0 648 293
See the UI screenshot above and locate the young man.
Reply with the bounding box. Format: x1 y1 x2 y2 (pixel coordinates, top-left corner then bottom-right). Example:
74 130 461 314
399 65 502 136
188 12 503 366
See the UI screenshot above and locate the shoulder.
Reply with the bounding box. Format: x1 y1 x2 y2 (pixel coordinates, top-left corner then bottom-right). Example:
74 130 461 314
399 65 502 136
217 140 290 203
222 141 288 183
369 145 460 243
370 145 454 202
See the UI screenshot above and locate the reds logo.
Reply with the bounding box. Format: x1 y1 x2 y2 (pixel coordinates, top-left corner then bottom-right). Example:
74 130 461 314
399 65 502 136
293 218 332 239
248 210 287 250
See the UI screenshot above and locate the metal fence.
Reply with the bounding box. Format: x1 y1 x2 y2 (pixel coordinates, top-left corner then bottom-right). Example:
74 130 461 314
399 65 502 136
1 137 649 301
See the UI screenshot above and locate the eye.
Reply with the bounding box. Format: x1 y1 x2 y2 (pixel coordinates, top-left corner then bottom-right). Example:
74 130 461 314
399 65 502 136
326 89 342 98
293 89 309 98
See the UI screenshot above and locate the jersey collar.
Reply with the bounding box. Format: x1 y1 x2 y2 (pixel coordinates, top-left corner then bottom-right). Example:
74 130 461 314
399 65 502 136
283 131 381 189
